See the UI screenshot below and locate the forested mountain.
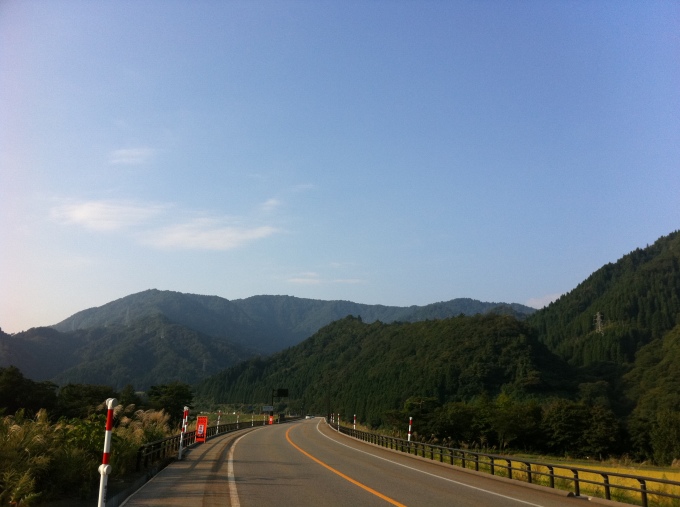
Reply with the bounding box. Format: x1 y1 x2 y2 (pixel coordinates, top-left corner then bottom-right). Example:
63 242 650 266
529 230 680 367
195 314 574 425
4 231 680 462
0 315 252 389
52 290 536 353
2 292 534 388
191 231 680 462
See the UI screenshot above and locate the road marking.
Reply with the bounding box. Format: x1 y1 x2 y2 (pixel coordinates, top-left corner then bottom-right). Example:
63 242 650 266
286 426 407 507
228 432 253 507
315 421 545 507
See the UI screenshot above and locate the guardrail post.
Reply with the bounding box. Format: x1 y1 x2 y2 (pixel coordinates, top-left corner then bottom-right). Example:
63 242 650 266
548 465 554 488
601 473 611 500
490 457 495 476
638 479 648 507
506 459 513 479
571 469 580 497
525 463 532 484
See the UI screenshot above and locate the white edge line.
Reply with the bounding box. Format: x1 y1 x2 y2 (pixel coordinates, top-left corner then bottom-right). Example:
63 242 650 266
120 429 259 507
315 420 545 507
228 431 253 507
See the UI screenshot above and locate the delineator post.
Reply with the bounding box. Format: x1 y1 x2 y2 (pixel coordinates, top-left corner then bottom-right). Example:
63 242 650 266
97 398 118 507
178 406 189 460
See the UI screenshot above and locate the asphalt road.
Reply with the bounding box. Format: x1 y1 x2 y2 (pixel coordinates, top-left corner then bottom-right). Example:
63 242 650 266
122 418 596 507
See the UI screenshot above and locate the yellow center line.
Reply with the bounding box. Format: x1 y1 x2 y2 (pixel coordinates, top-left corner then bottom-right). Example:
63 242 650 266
285 426 407 507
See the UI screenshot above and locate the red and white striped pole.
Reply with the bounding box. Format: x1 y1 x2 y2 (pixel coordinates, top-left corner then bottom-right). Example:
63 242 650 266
216 410 221 434
178 406 189 460
97 398 118 507
407 416 413 442
353 414 356 430
337 413 340 432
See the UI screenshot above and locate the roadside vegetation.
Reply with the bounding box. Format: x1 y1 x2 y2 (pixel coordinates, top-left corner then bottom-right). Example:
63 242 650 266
0 367 191 505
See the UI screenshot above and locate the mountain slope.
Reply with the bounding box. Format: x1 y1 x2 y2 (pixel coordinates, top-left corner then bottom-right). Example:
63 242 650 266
53 290 536 353
52 289 261 347
529 230 680 367
1 315 252 389
195 314 574 425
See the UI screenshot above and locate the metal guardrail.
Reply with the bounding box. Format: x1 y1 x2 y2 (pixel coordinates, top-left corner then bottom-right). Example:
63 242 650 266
332 423 680 507
136 419 268 472
136 415 304 472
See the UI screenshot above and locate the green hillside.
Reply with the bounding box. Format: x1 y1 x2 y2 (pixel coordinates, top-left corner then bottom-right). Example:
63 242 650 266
529 230 680 367
52 291 535 354
1 315 252 389
195 314 574 425
192 230 680 462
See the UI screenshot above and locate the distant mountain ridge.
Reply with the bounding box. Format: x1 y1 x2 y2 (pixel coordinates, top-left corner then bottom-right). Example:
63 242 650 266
0 315 253 389
1 292 534 388
53 291 536 353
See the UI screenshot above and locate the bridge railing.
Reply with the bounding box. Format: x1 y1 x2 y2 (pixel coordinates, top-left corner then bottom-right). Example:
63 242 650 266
136 419 267 472
332 423 680 507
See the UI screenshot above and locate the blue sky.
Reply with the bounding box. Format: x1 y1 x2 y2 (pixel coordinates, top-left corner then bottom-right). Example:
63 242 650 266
1 1 679 333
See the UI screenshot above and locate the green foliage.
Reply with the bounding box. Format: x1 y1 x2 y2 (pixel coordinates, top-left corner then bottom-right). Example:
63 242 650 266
530 230 680 367
0 366 57 416
650 410 680 466
56 383 118 419
0 406 173 504
196 314 575 426
147 382 193 427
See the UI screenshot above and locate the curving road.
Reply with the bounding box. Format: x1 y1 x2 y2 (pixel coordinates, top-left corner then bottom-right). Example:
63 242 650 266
122 418 596 507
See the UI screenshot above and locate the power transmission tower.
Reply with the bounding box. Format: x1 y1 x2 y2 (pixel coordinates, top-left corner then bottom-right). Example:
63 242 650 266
594 312 604 335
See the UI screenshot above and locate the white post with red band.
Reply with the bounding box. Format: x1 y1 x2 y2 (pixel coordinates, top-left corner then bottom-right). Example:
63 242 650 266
178 406 189 460
408 416 413 442
97 398 118 507
216 410 221 434
354 414 356 430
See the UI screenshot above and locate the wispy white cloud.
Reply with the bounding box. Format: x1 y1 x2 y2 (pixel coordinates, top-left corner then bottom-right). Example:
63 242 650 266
526 293 562 309
51 198 281 251
51 200 166 231
261 198 282 212
109 147 154 165
143 218 279 251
